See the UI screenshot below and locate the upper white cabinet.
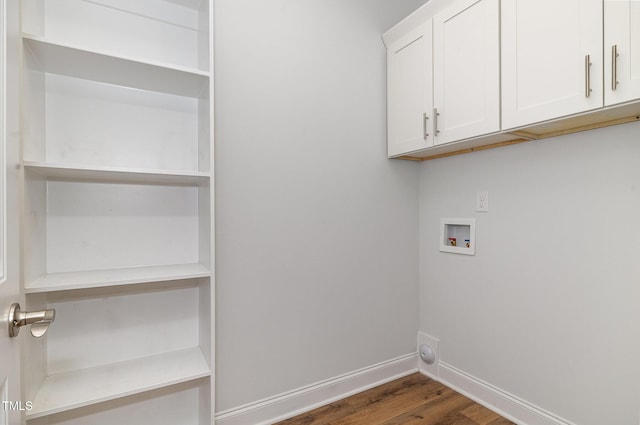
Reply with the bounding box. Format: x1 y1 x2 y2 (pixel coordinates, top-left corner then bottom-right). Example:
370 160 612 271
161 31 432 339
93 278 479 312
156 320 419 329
385 0 640 160
501 0 603 129
433 0 500 145
604 0 640 106
384 0 500 157
386 21 433 157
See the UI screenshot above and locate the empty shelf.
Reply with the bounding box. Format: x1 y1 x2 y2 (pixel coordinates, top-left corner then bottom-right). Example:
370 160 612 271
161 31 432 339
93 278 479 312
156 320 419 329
24 161 210 185
23 36 209 98
25 263 211 293
27 347 211 419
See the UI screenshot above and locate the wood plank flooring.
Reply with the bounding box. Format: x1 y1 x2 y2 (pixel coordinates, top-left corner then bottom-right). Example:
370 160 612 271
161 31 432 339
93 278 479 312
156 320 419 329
276 373 515 425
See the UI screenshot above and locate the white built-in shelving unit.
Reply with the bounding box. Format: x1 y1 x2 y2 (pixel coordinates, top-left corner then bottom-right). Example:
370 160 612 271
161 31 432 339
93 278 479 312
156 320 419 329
20 0 214 423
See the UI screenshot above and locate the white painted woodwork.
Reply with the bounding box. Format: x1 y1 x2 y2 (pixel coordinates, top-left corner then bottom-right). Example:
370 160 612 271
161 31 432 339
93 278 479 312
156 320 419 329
24 162 210 185
0 0 5 290
385 0 640 160
432 0 500 145
26 347 209 419
29 381 207 425
435 364 571 425
215 354 419 425
386 21 433 157
0 0 21 423
19 1 214 423
25 263 210 293
22 61 207 172
502 0 603 129
605 0 640 106
43 181 201 273
22 0 209 72
44 283 206 374
23 37 208 98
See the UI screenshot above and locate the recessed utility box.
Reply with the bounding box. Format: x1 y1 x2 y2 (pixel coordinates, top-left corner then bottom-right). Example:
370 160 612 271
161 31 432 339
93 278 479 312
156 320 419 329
440 218 475 255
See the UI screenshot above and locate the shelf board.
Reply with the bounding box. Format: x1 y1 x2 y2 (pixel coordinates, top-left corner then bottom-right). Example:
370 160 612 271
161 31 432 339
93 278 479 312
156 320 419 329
25 263 211 293
26 347 210 419
23 35 209 98
24 161 210 185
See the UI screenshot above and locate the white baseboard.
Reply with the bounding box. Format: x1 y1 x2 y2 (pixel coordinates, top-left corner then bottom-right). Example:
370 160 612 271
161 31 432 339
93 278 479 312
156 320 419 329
216 350 578 425
215 353 419 425
435 362 578 425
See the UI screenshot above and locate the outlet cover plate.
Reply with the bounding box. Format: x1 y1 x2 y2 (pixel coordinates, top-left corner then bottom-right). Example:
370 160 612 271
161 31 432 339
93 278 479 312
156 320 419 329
476 191 489 212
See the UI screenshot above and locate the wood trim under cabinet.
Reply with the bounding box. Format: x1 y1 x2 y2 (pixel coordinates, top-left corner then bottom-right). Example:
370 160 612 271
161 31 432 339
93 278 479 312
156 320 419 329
394 103 640 162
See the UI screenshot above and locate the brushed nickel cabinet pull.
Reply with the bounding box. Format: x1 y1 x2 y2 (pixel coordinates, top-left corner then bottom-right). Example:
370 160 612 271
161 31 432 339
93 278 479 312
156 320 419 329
585 55 592 97
423 112 429 140
612 44 619 91
434 108 440 135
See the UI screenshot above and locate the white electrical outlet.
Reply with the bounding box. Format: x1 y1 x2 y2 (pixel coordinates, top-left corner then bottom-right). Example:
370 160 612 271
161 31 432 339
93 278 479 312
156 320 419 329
476 191 489 212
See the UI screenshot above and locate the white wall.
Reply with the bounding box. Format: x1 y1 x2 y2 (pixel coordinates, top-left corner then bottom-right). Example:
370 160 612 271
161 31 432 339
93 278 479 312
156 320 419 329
215 0 428 412
419 123 640 425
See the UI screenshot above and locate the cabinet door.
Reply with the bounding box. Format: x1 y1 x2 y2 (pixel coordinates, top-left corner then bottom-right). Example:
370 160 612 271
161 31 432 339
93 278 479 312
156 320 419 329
387 21 433 157
605 0 640 106
502 0 603 129
433 0 500 145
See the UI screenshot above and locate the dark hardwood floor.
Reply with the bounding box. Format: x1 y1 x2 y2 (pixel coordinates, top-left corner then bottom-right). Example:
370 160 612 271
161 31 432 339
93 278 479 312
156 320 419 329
276 373 515 425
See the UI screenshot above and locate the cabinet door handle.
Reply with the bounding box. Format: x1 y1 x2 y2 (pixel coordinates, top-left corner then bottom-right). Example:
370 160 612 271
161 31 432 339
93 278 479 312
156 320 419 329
585 55 592 97
612 44 619 91
433 108 440 135
423 112 429 140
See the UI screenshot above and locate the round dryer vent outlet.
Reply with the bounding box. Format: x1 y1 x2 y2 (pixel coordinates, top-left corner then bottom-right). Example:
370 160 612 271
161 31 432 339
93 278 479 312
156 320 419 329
419 343 436 365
